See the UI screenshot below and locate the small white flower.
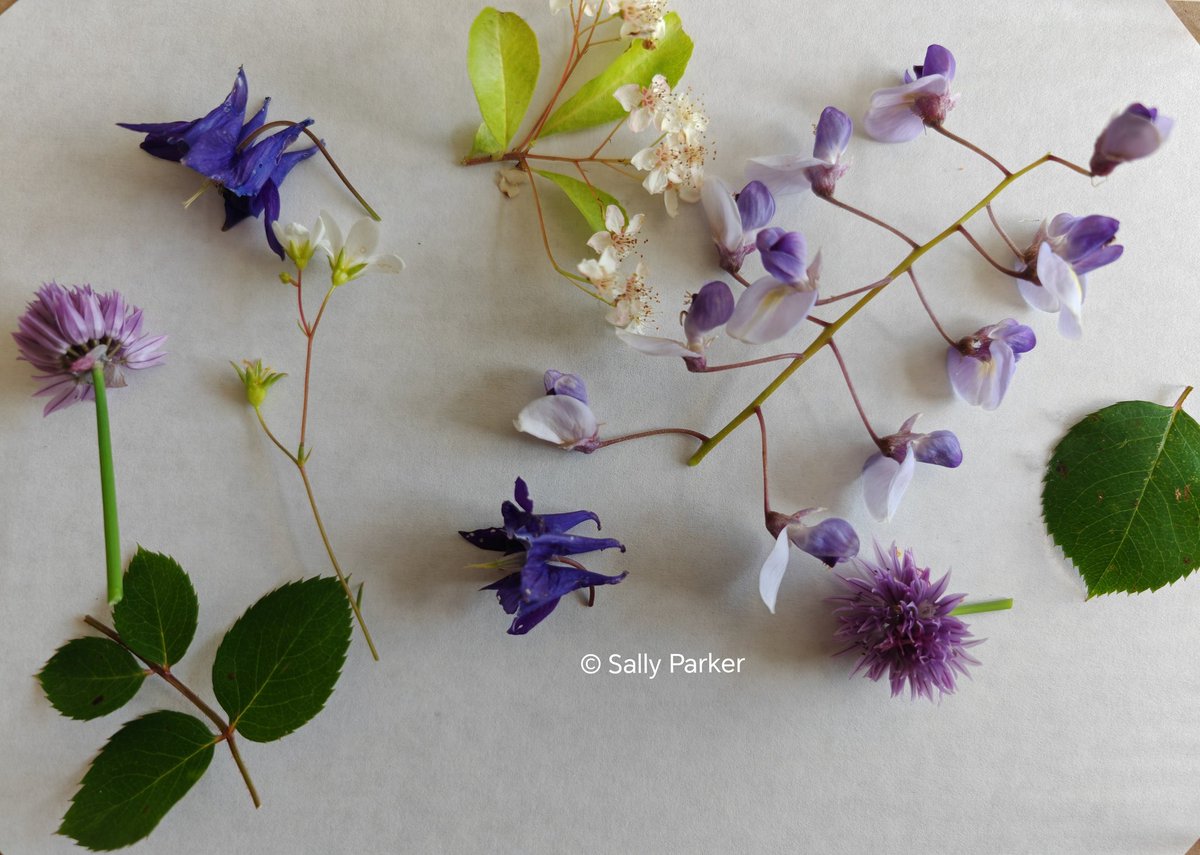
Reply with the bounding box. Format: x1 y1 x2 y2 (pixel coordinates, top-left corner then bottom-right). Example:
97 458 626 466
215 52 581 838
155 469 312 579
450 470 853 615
587 205 644 261
271 218 330 270
577 247 621 298
618 0 668 43
661 91 709 143
607 261 658 331
494 167 529 198
613 75 672 134
319 211 405 286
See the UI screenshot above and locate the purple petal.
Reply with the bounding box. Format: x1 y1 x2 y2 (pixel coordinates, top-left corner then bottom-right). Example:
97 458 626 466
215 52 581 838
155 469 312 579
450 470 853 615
863 76 949 142
812 106 852 163
735 181 776 231
726 277 818 345
683 280 735 340
543 370 588 404
790 518 859 567
912 430 962 467
460 527 524 554
514 477 533 513
918 44 956 81
992 319 1036 355
1090 103 1173 176
756 228 807 283
744 154 825 196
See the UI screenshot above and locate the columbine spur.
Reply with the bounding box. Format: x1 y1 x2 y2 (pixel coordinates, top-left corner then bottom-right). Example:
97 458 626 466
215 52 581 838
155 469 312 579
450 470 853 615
13 283 166 415
830 542 981 700
460 478 627 634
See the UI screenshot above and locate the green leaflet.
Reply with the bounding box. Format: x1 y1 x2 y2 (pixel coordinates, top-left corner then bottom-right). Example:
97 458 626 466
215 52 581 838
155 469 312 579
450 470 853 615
467 8 540 149
533 169 624 233
38 637 146 721
212 577 351 743
59 711 215 851
539 12 693 138
1043 392 1200 595
469 121 504 159
111 548 199 667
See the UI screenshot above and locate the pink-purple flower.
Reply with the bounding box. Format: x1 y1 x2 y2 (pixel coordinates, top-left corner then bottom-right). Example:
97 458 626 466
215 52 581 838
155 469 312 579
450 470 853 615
617 280 735 367
700 177 775 273
515 370 600 451
13 283 166 415
745 106 853 198
864 44 957 143
830 542 981 700
947 319 1035 410
1089 103 1173 177
1017 214 1122 339
726 233 822 345
460 478 626 635
758 510 859 614
862 415 961 521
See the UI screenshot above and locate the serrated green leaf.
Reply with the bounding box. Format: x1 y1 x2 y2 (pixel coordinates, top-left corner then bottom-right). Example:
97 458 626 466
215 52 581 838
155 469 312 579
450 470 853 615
212 577 351 743
532 169 624 233
467 8 540 149
38 637 147 721
111 548 198 668
1043 395 1200 595
539 12 693 138
469 121 504 159
59 711 215 851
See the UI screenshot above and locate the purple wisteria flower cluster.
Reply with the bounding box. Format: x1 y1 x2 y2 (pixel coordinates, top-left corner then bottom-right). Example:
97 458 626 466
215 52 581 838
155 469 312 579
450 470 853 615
487 36 1172 698
460 478 627 634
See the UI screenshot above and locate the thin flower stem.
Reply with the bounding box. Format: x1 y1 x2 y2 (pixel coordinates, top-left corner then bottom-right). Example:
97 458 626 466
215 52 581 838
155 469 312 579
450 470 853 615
956 225 1017 276
815 276 893 306
823 196 918 248
297 465 380 661
90 365 123 606
931 124 1012 176
526 165 612 303
590 115 627 158
514 7 606 151
688 151 1076 466
597 160 641 182
299 286 336 455
906 269 956 346
83 616 261 808
594 427 710 448
826 339 878 443
754 407 770 519
1045 154 1093 177
948 598 1013 616
237 120 380 221
695 353 804 373
255 409 299 466
731 271 752 288
986 204 1022 257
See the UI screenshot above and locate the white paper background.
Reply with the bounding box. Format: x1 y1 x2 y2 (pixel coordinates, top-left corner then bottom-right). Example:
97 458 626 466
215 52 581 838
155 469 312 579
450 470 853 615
2 0 1199 852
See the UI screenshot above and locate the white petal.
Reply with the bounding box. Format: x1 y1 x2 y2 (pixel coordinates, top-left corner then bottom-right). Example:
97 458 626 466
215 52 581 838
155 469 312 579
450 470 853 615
615 328 695 357
370 253 405 274
1037 243 1084 339
1016 277 1060 313
344 218 381 262
631 146 660 171
586 232 614 255
862 103 925 143
663 187 679 217
726 277 817 345
758 530 792 614
700 175 742 252
745 155 822 196
514 396 598 449
603 204 625 233
318 210 343 257
862 452 915 522
614 83 642 112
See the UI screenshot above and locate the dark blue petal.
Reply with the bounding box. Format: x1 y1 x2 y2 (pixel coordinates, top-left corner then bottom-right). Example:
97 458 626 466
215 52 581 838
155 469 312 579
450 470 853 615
514 477 534 513
259 181 284 258
756 228 807 283
119 68 250 167
220 189 254 231
481 571 523 613
239 97 271 142
684 280 735 339
528 532 626 559
735 181 776 231
218 119 313 197
538 509 601 533
460 527 525 554
919 44 955 80
508 598 560 634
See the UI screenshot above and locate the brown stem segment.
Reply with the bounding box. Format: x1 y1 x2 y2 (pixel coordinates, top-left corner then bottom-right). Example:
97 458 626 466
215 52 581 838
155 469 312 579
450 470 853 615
956 225 1018 277
906 269 956 347
754 407 770 520
986 204 1022 258
1174 386 1194 412
826 339 879 443
931 124 1012 176
824 196 918 248
83 616 261 809
594 427 710 448
237 120 381 221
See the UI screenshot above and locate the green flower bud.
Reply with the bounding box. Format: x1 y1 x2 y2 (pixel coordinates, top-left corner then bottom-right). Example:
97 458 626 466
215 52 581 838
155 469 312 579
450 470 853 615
231 359 286 409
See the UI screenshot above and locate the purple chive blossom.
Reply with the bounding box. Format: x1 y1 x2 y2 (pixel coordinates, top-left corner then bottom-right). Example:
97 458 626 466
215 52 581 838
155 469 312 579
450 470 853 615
1089 103 1173 177
700 177 775 273
516 371 600 451
459 478 626 635
617 280 735 368
864 44 958 142
830 542 981 700
759 510 860 614
726 234 822 345
745 106 853 198
947 319 1035 411
12 283 166 416
1015 214 1120 339
862 415 962 522
119 68 318 258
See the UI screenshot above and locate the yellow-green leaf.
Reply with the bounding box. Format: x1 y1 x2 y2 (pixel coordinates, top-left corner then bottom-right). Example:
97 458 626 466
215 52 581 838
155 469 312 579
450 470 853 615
539 12 692 138
533 169 624 233
467 8 540 149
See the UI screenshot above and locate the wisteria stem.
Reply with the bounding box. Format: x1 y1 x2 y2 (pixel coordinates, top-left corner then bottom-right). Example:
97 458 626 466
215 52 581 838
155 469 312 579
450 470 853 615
83 615 261 808
696 353 805 373
90 365 123 606
815 276 893 306
824 196 918 247
906 269 957 346
237 120 380 221
754 407 771 519
949 598 1014 616
986 204 1023 257
956 225 1018 276
594 427 710 449
688 151 1082 466
932 124 1012 176
826 339 878 443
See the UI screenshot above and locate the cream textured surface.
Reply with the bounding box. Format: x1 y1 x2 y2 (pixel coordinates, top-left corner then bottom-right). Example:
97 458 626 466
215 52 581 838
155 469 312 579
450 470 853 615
2 1 1199 852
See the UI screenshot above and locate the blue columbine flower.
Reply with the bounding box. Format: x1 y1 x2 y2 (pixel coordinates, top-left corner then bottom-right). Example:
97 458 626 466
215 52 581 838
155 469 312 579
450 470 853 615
460 478 627 635
119 68 317 258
